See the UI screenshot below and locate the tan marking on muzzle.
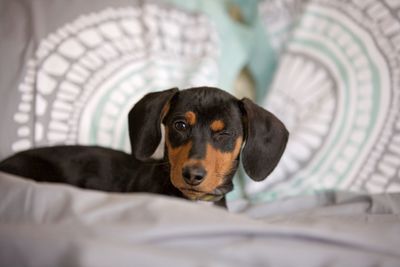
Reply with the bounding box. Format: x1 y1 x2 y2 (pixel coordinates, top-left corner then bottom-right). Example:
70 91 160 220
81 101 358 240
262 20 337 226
200 136 243 192
165 128 192 190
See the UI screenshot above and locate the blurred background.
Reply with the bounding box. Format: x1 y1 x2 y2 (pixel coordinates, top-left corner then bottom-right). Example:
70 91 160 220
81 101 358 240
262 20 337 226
0 0 399 206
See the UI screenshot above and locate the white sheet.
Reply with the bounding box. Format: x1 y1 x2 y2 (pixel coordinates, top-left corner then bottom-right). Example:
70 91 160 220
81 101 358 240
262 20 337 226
1 171 400 266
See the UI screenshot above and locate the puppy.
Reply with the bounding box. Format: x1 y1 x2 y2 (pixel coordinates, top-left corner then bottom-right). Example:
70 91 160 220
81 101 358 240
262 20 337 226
0 87 288 206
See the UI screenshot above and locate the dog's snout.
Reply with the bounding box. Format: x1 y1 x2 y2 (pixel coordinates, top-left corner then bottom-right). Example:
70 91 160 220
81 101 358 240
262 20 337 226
182 165 206 186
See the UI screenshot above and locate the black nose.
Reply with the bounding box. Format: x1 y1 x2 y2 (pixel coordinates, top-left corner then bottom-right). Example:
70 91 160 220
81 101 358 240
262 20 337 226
182 165 206 186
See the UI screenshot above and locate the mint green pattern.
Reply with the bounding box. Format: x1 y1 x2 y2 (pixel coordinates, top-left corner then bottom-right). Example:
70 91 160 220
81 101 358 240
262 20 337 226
243 0 400 203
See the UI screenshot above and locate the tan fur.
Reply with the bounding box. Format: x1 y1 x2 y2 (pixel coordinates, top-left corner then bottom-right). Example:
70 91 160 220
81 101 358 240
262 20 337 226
161 102 170 119
201 136 242 192
185 111 196 126
210 120 225 132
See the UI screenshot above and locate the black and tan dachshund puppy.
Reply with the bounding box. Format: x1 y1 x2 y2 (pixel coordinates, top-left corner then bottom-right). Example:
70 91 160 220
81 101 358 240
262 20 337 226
0 87 288 206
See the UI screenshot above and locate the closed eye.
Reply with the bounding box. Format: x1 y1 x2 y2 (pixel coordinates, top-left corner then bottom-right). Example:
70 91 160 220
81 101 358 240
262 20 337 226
216 131 231 136
213 131 232 141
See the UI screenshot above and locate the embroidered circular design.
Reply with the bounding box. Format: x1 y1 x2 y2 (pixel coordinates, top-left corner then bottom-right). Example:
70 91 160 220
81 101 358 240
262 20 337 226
12 4 220 153
252 0 400 201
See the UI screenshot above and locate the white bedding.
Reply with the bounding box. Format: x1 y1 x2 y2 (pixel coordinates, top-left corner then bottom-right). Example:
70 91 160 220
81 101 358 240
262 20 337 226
1 171 400 266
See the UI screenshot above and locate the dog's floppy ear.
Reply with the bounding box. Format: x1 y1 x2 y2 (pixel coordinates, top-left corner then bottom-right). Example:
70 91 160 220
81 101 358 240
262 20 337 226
128 88 179 161
239 98 289 181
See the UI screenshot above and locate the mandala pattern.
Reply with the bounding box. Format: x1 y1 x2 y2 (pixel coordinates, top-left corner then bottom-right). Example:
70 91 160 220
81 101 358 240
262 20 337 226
12 3 220 154
250 0 400 202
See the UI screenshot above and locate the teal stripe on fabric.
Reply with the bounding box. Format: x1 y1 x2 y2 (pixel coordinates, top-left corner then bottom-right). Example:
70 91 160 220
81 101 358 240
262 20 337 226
248 20 278 101
226 0 279 100
305 11 381 186
292 38 350 180
161 0 271 94
249 8 383 202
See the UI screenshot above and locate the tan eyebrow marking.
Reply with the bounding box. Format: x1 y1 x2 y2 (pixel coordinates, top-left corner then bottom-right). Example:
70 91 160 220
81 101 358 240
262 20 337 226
185 111 196 126
210 120 225 132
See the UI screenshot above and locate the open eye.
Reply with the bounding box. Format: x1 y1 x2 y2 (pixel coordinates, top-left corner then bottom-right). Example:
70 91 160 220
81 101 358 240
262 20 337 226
174 121 189 132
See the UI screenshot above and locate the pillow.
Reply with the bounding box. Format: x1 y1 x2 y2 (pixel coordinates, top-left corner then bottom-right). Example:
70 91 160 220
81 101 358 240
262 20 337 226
242 0 400 203
0 0 252 160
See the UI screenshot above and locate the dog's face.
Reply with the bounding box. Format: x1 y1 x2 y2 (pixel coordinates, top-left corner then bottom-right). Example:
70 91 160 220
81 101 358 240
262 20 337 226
163 88 244 201
129 87 288 202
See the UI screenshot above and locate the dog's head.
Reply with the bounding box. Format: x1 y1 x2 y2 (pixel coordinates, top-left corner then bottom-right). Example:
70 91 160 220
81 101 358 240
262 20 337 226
128 87 288 201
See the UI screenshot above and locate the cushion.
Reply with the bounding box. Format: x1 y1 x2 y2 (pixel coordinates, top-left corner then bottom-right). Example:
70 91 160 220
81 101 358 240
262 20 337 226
242 0 400 203
0 0 251 159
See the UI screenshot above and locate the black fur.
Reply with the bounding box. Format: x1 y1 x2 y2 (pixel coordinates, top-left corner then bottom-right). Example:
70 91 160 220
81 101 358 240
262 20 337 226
0 87 288 206
128 88 178 162
0 145 181 196
240 98 289 181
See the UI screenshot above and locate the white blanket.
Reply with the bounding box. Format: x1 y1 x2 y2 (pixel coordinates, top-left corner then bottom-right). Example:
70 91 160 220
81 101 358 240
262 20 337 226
1 171 400 266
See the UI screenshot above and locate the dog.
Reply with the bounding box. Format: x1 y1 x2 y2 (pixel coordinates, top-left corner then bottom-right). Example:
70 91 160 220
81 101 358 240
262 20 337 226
0 87 288 207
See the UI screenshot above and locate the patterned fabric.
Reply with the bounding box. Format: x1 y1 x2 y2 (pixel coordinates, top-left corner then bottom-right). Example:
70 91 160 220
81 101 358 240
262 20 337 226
0 0 250 159
243 0 400 202
2 0 399 204
12 4 219 153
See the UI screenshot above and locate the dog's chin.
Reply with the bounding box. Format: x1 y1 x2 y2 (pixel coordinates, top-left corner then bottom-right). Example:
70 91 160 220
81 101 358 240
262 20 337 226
180 189 223 202
179 183 233 202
